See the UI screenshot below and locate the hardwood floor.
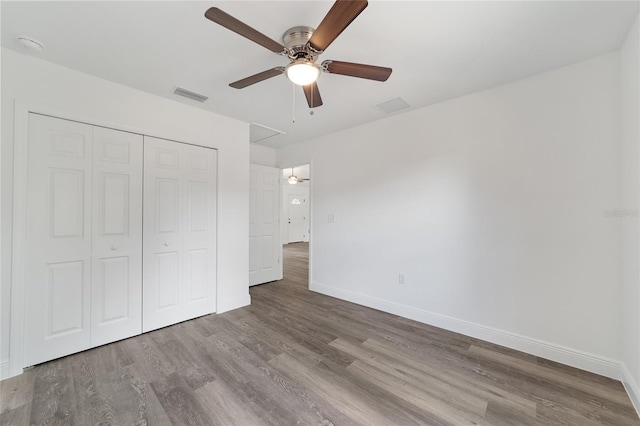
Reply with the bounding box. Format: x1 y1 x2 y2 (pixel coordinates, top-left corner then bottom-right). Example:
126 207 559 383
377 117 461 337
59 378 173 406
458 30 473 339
2 242 638 425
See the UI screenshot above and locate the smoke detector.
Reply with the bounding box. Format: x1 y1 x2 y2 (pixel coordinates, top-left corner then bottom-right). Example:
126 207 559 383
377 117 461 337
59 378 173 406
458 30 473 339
17 37 45 53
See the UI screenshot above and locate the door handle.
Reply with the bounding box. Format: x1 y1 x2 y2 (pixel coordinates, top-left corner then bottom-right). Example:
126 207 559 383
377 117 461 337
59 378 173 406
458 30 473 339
110 246 118 251
164 242 169 247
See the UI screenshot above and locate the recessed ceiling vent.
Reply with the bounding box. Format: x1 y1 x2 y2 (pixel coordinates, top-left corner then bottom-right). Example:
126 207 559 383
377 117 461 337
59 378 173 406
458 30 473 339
250 123 286 143
173 86 209 102
376 97 410 114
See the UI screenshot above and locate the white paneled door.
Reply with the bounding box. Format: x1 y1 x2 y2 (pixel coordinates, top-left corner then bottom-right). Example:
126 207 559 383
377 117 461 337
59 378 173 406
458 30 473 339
24 114 94 367
91 126 143 347
22 114 217 367
249 164 282 286
24 114 144 367
287 190 309 243
143 136 217 332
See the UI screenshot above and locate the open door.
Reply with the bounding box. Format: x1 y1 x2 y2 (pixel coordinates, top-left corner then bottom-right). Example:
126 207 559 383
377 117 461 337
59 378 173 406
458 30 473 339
287 191 309 243
249 164 283 286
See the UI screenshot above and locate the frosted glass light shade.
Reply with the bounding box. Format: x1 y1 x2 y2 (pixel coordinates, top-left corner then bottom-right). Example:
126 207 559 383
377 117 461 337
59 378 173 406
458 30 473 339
288 175 298 184
286 61 320 86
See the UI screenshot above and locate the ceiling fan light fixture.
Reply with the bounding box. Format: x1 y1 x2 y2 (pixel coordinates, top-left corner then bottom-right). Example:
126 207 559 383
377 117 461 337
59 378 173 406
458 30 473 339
206 2 392 108
285 60 320 86
288 175 299 184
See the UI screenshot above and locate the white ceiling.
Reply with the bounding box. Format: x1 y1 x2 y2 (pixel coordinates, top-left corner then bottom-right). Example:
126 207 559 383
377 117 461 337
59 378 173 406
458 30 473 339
2 1 638 148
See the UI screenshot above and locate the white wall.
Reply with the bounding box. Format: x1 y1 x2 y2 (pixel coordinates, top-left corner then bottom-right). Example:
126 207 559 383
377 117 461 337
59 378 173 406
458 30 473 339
621 15 640 414
250 144 277 167
1 48 251 377
278 52 624 378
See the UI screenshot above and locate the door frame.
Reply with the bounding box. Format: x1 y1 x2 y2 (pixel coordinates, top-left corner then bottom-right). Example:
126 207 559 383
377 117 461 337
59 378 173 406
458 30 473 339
279 161 314 289
8 101 220 378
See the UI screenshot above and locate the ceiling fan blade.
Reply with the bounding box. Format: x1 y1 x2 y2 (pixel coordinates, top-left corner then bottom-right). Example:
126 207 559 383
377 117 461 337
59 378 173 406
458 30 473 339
324 60 392 81
302 82 323 108
229 67 284 89
205 7 285 53
308 0 368 52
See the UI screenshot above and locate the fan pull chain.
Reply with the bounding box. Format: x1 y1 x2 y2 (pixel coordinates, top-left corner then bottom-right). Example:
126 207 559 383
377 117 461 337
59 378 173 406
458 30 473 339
292 83 296 124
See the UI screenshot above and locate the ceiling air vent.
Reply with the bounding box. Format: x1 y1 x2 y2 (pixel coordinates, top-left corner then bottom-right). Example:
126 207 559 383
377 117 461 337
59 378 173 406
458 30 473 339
376 97 410 114
250 123 286 143
173 86 209 103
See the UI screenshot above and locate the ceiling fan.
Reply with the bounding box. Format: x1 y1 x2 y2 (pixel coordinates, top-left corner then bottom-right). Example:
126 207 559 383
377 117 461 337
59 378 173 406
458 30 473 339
204 0 392 108
287 168 309 184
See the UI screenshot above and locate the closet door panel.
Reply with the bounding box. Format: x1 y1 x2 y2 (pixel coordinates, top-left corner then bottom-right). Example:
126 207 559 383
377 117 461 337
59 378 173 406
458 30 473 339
24 114 93 367
91 127 143 347
143 137 185 331
143 137 216 332
182 144 217 315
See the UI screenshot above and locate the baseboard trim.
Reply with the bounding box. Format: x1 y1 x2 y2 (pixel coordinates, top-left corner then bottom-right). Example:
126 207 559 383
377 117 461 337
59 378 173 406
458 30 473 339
622 363 640 418
217 293 251 314
1 361 10 381
310 282 622 380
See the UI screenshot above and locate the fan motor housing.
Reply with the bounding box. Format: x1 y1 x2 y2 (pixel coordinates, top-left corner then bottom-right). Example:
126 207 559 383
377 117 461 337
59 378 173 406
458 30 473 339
283 26 317 60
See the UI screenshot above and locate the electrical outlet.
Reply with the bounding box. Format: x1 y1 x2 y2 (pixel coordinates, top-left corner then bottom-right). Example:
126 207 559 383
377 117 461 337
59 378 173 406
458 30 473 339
398 273 405 285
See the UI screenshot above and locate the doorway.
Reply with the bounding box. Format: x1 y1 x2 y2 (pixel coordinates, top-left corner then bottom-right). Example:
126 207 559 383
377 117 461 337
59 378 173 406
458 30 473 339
281 164 311 287
282 165 309 244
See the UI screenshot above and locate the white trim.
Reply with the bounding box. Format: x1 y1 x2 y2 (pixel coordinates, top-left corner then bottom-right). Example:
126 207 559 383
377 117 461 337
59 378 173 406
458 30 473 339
310 281 623 380
215 149 220 314
308 159 314 289
0 362 10 381
217 294 251 314
622 363 640 418
9 101 29 378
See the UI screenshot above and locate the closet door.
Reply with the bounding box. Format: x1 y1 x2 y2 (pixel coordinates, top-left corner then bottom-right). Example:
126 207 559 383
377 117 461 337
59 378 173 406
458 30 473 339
143 136 217 332
24 114 93 367
91 127 143 347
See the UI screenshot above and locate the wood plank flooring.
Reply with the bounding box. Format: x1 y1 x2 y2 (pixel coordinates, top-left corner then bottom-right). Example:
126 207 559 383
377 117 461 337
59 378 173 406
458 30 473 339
2 242 638 425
